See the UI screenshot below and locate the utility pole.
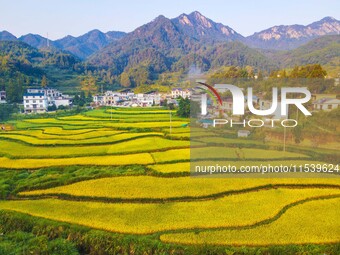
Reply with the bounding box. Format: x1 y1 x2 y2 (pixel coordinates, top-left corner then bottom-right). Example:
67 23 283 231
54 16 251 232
111 103 113 120
170 110 172 136
283 126 286 154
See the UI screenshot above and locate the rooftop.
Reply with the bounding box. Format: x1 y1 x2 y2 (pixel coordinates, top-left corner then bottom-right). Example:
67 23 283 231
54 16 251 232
24 93 45 97
313 98 340 104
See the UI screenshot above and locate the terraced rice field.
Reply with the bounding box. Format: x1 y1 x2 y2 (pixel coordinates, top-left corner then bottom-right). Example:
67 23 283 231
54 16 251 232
160 197 340 245
0 107 339 247
0 137 188 158
19 176 340 200
2 189 340 234
0 153 154 169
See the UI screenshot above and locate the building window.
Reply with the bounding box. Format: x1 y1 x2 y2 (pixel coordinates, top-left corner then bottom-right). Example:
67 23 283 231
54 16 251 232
328 105 332 110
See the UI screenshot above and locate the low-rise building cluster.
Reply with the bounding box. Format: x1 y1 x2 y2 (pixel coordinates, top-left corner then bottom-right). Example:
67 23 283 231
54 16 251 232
23 88 72 113
20 87 193 114
92 88 190 107
18 84 340 116
171 88 191 99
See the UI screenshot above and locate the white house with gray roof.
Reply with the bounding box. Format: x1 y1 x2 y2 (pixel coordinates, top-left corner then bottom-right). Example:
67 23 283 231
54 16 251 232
313 98 340 111
23 92 48 113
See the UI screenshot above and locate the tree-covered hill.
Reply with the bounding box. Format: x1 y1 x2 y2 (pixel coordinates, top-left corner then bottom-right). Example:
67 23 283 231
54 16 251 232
87 13 277 86
0 41 83 102
272 35 340 66
269 35 340 77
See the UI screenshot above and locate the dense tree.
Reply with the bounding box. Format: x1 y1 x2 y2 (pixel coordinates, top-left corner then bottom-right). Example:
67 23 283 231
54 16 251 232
292 125 304 144
177 97 190 117
0 104 18 121
73 92 87 106
257 70 264 80
120 72 132 87
80 75 98 96
129 66 152 87
6 78 23 103
41 75 48 87
47 104 57 111
290 64 327 78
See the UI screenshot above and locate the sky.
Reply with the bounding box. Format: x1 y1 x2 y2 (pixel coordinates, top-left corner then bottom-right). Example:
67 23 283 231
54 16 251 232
0 0 339 40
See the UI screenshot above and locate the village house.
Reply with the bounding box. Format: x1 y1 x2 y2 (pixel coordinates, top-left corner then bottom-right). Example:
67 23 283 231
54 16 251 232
311 94 338 101
102 91 121 106
238 130 251 138
171 88 191 99
136 93 154 107
23 92 48 113
93 91 162 107
52 96 73 108
27 88 62 100
24 88 72 113
138 91 161 106
93 95 105 106
313 98 340 111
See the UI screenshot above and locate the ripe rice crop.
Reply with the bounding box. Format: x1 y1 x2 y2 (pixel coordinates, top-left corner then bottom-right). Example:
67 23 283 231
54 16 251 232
0 138 188 158
191 147 308 160
83 109 177 119
15 119 188 129
160 197 340 245
66 112 178 121
12 121 94 130
0 153 154 169
149 162 191 173
20 175 340 199
2 109 339 248
169 133 190 138
148 160 334 174
105 121 188 128
39 127 106 135
106 109 174 114
162 127 190 134
1 188 340 234
151 148 190 162
58 115 108 121
151 147 308 163
0 132 163 145
0 129 124 140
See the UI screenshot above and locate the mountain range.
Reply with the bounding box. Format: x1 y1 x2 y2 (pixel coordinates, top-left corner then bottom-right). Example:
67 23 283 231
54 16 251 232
246 16 340 50
85 12 339 77
0 11 339 85
0 30 126 59
1 11 339 59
